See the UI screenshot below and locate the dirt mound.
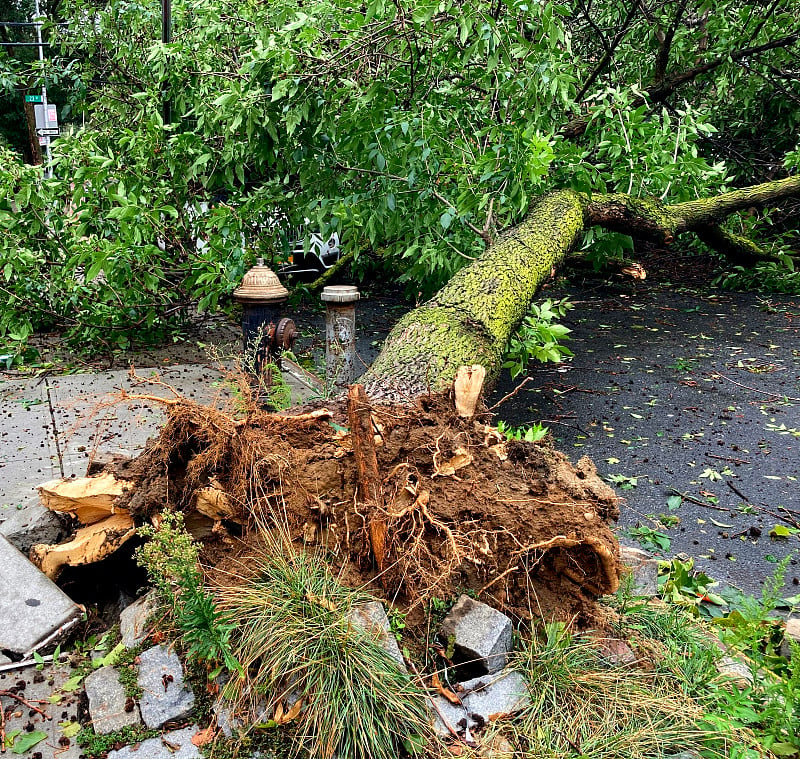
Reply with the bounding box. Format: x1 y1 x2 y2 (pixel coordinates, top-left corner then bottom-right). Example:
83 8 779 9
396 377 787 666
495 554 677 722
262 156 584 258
113 391 620 623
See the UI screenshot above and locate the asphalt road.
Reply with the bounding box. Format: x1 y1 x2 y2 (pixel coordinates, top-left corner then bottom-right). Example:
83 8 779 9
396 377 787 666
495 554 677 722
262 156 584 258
489 276 800 599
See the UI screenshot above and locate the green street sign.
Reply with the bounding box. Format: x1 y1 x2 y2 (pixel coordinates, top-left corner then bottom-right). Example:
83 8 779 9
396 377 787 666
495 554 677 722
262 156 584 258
25 95 43 103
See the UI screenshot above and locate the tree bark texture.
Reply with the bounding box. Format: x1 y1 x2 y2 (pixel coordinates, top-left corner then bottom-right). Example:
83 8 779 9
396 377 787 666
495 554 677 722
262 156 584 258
364 176 800 398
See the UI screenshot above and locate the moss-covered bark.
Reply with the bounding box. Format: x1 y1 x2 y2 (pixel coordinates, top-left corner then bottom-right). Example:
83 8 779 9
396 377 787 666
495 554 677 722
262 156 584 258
365 177 800 399
364 191 585 397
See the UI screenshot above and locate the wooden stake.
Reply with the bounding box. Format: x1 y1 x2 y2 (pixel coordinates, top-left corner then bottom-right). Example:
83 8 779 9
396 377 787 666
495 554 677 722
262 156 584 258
454 365 486 418
347 384 388 572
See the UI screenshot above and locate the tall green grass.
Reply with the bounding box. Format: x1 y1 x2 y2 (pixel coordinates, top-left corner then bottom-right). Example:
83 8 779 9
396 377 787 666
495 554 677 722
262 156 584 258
216 529 431 759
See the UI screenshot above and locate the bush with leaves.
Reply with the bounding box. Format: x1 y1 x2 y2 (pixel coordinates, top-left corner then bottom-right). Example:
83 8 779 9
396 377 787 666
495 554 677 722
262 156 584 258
135 512 240 673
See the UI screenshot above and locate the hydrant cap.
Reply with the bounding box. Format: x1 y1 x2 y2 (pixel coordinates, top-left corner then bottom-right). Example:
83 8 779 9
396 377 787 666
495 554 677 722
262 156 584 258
321 285 360 304
233 258 289 304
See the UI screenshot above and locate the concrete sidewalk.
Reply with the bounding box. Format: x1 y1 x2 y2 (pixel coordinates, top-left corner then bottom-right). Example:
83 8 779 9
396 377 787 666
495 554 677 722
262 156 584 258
0 363 318 551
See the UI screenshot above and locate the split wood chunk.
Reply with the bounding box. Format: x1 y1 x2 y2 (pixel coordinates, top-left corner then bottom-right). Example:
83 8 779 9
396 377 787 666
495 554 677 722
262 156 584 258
30 512 137 580
37 472 132 524
454 365 486 418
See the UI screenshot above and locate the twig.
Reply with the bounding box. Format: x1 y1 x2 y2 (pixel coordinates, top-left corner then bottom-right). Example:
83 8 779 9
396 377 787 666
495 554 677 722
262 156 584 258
407 662 470 745
705 453 751 465
488 377 534 410
708 371 800 402
668 487 730 512
479 563 521 594
725 480 752 504
0 690 50 719
725 482 800 527
44 378 65 479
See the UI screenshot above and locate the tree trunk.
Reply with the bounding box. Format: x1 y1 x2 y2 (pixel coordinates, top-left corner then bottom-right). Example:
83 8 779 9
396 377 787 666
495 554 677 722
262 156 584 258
365 176 800 398
23 101 43 166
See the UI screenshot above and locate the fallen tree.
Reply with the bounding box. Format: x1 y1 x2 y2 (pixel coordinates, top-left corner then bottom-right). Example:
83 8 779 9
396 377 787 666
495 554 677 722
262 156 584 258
365 176 800 398
29 176 800 622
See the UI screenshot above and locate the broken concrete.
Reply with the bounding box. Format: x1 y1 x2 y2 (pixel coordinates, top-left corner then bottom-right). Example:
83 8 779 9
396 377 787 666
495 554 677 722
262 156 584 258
431 668 530 737
0 532 81 657
1 496 67 554
619 544 660 597
120 591 159 648
107 725 202 759
439 595 513 675
137 644 195 729
348 601 405 667
85 665 142 734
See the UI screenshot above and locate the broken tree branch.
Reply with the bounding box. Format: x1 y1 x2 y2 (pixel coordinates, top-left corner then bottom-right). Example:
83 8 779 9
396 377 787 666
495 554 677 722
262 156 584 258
347 384 389 572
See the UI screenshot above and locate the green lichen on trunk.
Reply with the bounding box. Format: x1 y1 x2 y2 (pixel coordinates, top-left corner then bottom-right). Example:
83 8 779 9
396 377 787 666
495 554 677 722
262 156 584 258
674 175 800 230
364 191 585 396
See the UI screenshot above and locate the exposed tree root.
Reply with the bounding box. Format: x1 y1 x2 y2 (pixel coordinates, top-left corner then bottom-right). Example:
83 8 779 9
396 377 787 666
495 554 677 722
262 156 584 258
103 389 620 623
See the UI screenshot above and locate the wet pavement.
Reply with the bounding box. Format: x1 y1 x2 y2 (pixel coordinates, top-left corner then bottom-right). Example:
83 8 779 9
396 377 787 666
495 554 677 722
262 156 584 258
490 277 800 597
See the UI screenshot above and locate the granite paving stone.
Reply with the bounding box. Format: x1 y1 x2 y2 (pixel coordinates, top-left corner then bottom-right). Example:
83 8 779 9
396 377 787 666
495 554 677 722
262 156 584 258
439 595 513 675
137 644 195 729
85 665 142 734
107 726 202 759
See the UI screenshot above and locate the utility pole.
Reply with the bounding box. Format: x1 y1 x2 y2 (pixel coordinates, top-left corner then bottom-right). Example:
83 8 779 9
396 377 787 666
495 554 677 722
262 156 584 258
162 0 171 125
32 0 52 177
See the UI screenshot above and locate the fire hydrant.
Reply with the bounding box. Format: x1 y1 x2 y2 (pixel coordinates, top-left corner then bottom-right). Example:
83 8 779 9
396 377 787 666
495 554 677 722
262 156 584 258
232 258 297 380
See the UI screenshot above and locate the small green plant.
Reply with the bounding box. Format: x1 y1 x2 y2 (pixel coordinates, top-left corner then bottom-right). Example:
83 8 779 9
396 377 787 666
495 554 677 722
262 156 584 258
497 419 549 443
658 557 727 616
502 297 574 379
387 607 407 643
135 512 240 673
625 525 671 553
669 357 695 373
607 473 638 489
78 725 161 758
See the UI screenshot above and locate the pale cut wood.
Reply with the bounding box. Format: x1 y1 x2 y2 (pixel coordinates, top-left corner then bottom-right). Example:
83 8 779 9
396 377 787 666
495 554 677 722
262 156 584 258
454 365 486 418
30 512 136 579
37 472 131 524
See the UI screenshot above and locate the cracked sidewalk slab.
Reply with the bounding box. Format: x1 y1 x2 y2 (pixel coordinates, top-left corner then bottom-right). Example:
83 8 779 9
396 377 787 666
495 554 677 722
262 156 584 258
0 532 81 657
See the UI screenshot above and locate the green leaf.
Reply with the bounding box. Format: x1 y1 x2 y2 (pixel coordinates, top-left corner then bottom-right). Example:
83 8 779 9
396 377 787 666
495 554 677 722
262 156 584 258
769 524 800 539
667 494 682 511
60 721 81 738
769 743 800 756
61 673 87 692
271 78 293 101
11 730 47 754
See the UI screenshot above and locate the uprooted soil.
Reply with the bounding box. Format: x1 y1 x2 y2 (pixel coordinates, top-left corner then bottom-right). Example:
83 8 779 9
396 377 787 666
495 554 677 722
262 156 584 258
111 390 622 627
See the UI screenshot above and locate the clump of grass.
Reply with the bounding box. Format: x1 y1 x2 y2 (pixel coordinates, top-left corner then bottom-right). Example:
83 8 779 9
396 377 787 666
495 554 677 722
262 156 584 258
506 621 744 759
216 528 431 759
